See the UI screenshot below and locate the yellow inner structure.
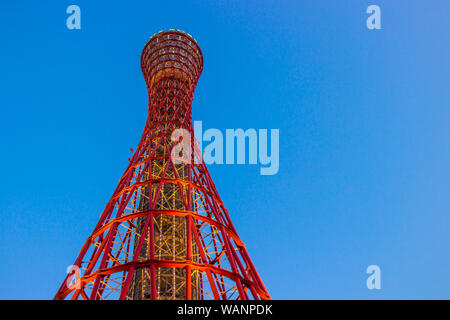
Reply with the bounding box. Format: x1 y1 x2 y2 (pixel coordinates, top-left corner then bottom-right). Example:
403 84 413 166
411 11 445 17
129 68 200 300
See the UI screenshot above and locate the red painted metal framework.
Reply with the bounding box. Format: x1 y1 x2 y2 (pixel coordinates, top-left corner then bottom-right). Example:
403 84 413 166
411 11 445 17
54 30 270 300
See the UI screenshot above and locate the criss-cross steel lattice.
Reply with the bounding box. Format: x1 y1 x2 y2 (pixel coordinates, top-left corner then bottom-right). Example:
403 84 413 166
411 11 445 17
54 30 270 300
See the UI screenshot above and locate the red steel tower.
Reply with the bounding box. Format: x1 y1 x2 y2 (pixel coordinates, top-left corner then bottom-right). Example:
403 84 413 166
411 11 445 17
54 30 270 300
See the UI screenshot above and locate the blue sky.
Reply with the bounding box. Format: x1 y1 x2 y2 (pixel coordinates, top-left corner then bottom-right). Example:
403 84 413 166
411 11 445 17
0 1 448 299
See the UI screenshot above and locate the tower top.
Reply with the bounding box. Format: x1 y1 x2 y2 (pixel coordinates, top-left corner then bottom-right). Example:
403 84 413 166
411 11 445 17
141 29 203 89
150 29 199 44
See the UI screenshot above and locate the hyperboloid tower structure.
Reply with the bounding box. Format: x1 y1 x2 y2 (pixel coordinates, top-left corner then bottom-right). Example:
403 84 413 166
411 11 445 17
54 30 270 300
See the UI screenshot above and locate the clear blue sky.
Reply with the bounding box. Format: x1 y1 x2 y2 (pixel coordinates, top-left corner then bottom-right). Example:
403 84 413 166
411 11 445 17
0 1 448 299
